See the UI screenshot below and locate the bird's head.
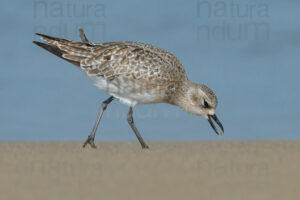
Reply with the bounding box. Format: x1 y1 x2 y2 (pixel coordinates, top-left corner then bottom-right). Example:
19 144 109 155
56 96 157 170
177 83 224 136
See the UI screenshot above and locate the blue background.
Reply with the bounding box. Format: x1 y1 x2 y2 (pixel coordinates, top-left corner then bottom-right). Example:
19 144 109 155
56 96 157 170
1 0 299 140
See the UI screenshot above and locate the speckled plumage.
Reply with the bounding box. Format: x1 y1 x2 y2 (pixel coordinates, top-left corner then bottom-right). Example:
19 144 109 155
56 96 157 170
35 33 190 106
33 31 224 149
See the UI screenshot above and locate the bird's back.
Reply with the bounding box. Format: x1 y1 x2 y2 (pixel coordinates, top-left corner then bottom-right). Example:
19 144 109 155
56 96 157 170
34 34 188 105
101 41 188 81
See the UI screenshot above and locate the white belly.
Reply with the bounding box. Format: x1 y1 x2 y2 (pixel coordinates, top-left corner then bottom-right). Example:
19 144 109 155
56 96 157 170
88 76 165 107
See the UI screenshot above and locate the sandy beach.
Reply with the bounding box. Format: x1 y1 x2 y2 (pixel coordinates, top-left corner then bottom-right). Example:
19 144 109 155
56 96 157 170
0 141 300 200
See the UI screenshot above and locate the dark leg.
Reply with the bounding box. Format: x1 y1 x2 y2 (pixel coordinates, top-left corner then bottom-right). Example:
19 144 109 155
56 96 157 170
127 107 149 149
83 96 114 148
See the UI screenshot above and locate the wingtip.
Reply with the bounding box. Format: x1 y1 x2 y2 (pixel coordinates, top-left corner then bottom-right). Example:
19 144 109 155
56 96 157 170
33 41 40 46
34 33 48 42
35 33 45 38
32 39 81 67
34 33 61 41
32 41 43 47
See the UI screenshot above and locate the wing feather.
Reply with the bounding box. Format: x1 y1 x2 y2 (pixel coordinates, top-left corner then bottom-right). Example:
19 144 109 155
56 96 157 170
34 33 187 83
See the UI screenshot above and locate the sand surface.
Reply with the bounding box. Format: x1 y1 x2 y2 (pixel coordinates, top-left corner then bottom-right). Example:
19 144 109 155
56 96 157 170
0 141 300 200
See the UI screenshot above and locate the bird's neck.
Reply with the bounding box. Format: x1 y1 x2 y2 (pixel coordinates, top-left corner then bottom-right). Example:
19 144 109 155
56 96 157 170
168 80 195 108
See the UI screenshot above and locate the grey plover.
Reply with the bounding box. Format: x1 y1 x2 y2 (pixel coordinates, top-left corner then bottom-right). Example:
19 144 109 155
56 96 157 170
33 28 224 149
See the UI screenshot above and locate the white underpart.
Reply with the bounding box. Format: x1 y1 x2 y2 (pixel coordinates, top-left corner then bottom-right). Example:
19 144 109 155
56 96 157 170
87 75 164 107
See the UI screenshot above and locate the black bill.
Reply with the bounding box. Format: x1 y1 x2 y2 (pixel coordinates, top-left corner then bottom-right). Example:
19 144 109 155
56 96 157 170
208 114 224 136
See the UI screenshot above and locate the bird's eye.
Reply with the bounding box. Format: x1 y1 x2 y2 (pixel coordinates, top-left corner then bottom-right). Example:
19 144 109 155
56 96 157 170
202 99 209 108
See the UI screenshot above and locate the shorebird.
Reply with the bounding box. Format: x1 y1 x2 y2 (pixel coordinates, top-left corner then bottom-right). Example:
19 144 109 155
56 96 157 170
33 28 224 149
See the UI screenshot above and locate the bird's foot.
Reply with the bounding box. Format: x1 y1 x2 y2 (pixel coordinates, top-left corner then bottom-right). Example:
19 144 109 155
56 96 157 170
82 135 97 148
142 144 149 149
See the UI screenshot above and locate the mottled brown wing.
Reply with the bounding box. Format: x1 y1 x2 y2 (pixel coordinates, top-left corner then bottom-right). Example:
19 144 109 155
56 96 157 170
101 41 188 81
82 45 182 82
35 33 187 82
